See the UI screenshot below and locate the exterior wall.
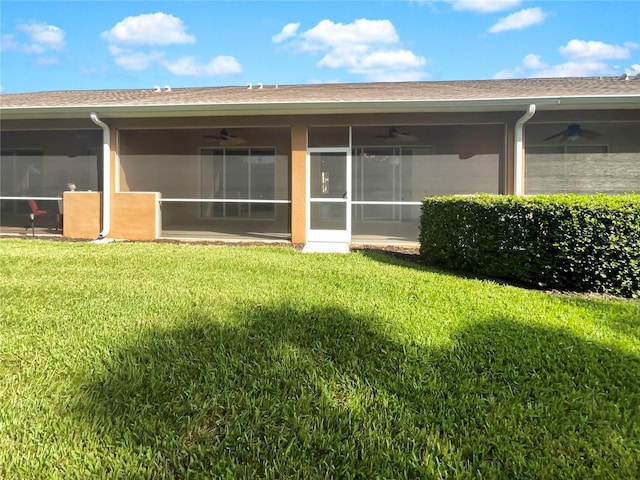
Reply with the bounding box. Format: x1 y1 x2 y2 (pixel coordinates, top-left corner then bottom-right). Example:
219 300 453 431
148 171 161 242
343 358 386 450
7 108 637 243
63 191 101 239
110 192 160 240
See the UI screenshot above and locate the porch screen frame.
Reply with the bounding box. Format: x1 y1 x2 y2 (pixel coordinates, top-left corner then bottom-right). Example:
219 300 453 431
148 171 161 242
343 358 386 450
525 143 613 194
158 146 290 218
351 144 435 223
0 149 62 206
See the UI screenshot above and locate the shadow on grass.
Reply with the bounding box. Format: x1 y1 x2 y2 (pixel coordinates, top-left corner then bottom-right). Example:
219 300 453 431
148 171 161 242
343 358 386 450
353 247 428 270
358 249 640 308
72 305 640 478
355 248 530 291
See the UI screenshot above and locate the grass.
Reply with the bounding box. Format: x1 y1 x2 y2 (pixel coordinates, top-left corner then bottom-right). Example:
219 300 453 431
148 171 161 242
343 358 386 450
1 238 639 479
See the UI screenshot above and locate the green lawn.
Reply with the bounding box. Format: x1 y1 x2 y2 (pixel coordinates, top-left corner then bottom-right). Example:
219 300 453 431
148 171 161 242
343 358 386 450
1 239 639 479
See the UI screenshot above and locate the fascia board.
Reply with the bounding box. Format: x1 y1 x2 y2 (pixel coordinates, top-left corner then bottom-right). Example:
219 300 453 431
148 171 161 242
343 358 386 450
2 95 639 120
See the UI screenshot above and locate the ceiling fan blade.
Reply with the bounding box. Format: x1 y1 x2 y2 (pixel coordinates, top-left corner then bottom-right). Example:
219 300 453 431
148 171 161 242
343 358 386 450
203 128 248 145
580 128 602 140
544 123 603 142
397 133 417 142
376 127 416 142
542 131 566 142
224 137 248 145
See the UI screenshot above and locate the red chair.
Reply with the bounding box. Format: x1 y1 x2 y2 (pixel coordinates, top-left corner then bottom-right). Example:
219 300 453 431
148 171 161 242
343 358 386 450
28 199 47 216
26 199 62 232
26 199 55 234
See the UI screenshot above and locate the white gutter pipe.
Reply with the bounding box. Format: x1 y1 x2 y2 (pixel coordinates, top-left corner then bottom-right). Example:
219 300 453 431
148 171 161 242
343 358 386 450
514 104 536 196
90 112 111 238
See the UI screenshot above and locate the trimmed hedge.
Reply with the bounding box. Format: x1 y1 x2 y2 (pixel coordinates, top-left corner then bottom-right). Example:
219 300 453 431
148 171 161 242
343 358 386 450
419 194 640 297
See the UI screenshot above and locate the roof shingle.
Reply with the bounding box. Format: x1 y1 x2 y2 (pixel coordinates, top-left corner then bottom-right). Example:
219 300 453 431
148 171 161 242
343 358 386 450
2 76 640 110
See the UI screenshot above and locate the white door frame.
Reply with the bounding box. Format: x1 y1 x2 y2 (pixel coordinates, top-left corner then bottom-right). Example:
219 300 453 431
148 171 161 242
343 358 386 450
306 147 352 244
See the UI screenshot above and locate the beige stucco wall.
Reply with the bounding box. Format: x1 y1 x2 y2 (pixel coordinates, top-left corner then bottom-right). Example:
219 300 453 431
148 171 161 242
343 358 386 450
110 192 160 240
63 191 101 239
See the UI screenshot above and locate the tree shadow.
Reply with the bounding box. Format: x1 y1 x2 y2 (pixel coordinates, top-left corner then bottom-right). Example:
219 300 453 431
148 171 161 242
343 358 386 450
356 248 640 312
352 247 429 271
354 247 529 290
71 304 640 478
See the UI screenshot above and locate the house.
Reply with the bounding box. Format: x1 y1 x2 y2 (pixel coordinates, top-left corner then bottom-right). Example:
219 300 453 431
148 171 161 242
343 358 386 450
1 76 639 250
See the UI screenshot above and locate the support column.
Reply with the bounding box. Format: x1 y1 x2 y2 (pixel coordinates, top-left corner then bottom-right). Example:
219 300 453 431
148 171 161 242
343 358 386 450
290 124 307 244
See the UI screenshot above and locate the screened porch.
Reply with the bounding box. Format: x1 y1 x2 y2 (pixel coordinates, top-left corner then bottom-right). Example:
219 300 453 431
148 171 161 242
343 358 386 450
524 121 640 194
118 127 292 241
0 129 102 235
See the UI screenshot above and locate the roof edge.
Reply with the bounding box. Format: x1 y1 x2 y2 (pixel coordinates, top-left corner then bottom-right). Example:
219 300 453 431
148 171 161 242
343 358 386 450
3 95 639 120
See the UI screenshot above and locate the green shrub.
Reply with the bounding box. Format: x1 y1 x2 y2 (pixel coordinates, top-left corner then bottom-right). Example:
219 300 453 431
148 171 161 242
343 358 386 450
419 194 640 297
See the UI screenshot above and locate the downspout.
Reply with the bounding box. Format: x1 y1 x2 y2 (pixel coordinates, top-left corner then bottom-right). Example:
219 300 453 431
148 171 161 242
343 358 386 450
514 104 536 196
90 112 111 238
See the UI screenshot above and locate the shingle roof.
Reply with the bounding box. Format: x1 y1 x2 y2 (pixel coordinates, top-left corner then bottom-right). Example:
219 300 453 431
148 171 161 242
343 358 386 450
2 77 639 116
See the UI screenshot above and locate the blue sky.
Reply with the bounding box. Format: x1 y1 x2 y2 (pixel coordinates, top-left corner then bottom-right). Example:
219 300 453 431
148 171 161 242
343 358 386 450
1 0 639 93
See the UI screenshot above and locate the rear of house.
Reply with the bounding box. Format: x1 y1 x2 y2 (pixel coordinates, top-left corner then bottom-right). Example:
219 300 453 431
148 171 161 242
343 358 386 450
1 77 639 249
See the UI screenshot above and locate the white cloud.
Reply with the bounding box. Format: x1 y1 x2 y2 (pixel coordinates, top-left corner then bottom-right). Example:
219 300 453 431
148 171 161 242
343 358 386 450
559 39 636 61
522 53 547 70
102 12 196 46
163 56 242 76
318 48 427 81
447 0 521 13
34 56 60 66
272 23 300 43
102 12 240 77
79 66 108 76
492 53 546 76
492 67 520 79
493 39 640 79
493 59 615 79
18 22 65 51
536 61 614 78
488 7 547 33
276 18 427 81
626 64 640 75
108 45 164 71
1 34 21 52
1 22 65 54
299 19 399 52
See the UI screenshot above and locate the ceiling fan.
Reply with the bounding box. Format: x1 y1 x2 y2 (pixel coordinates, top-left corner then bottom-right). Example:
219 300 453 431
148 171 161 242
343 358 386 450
543 123 601 142
204 128 247 146
375 127 417 144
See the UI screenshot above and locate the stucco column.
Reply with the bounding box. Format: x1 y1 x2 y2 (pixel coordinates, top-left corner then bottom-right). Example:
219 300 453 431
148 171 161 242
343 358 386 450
505 122 515 195
291 124 307 243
